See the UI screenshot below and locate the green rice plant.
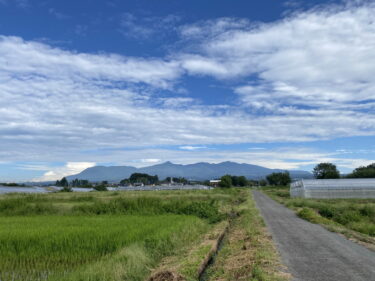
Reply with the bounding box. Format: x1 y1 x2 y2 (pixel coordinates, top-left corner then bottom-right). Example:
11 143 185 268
0 215 207 281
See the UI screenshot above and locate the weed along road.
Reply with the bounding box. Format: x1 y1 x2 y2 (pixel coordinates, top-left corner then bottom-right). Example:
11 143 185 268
252 190 375 281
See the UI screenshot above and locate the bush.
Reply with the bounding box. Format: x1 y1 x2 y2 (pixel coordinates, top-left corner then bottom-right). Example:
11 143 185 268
334 210 362 225
60 186 72 192
318 206 335 219
360 205 375 218
297 208 319 223
94 185 108 191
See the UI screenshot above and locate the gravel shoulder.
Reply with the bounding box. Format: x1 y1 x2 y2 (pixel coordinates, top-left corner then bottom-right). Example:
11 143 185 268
253 190 375 281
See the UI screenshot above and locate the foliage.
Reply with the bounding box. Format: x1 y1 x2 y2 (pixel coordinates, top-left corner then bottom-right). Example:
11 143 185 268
0 182 25 187
60 186 73 192
265 189 375 237
56 177 69 187
259 179 268 186
93 184 108 191
313 163 340 179
120 173 159 185
219 175 232 188
347 163 375 178
70 178 92 187
165 177 188 184
266 172 291 186
231 175 248 187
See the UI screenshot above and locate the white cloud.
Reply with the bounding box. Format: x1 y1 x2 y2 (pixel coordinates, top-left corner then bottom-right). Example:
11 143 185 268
119 13 181 39
34 162 96 181
140 159 161 163
0 36 180 88
179 2 375 110
179 146 207 151
1 1 375 169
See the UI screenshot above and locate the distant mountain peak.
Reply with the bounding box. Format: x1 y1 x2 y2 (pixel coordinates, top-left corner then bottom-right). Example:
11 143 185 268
66 161 313 182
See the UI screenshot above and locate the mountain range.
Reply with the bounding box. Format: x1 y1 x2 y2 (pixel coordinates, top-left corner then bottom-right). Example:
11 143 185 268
66 161 313 182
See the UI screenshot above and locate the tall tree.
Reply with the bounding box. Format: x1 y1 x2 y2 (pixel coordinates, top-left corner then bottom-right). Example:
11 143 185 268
313 163 340 179
219 175 232 188
266 172 291 186
347 163 375 178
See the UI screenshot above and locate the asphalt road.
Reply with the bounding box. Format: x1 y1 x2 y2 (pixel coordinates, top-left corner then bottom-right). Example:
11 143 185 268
252 190 375 281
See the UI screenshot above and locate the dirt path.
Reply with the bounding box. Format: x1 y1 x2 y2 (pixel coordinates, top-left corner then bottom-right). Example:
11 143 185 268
252 190 375 281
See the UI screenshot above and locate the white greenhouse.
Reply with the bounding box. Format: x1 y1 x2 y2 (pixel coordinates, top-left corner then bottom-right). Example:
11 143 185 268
290 179 375 199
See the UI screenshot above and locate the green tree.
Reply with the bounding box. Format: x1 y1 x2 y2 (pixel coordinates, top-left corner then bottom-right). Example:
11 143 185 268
94 184 108 191
219 175 232 188
127 173 159 185
347 163 375 178
237 176 248 187
56 177 69 187
313 163 340 179
266 172 291 186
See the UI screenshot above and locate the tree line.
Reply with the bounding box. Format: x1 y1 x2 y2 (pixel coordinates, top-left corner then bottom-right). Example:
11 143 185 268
313 162 375 179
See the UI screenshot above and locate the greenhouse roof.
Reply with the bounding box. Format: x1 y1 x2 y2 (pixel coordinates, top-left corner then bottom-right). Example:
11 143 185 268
291 178 375 190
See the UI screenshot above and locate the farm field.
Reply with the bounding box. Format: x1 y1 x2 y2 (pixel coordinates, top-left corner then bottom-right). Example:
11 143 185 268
0 188 286 281
263 187 375 245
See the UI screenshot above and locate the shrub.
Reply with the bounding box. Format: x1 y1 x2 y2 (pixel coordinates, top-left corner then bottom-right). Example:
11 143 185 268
93 185 108 191
297 208 319 223
334 210 362 225
318 206 335 219
360 205 375 218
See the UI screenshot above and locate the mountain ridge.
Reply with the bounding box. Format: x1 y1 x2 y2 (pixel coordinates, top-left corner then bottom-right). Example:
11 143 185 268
66 161 313 182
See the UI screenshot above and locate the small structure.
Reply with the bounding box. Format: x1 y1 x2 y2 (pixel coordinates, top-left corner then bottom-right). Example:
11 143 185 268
290 178 375 199
209 180 221 187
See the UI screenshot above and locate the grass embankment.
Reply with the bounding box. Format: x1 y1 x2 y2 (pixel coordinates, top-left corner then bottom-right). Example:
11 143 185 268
0 189 233 281
263 187 375 247
149 190 289 281
206 191 289 281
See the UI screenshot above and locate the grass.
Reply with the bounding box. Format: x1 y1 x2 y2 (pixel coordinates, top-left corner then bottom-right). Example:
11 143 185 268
0 188 290 281
263 187 375 244
0 189 238 281
205 190 289 281
0 215 207 281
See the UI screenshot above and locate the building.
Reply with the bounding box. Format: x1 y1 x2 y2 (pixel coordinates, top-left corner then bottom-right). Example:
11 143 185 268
209 180 221 187
290 178 375 199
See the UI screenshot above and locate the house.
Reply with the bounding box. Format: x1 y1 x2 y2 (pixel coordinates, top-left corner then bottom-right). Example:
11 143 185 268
290 178 375 198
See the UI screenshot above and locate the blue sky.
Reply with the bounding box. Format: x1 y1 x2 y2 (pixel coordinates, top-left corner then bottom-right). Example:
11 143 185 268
0 0 374 182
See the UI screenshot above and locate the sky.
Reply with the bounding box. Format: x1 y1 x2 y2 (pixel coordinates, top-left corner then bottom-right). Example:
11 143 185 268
0 0 374 182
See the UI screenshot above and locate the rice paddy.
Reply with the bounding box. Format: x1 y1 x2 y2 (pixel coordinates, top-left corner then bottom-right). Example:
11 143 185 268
0 190 231 281
0 215 206 281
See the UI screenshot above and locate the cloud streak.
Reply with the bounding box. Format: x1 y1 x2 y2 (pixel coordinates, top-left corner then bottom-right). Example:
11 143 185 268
0 1 374 173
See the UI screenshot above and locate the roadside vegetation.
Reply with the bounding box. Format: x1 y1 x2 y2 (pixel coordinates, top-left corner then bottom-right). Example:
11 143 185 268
0 190 228 281
0 187 288 281
263 187 375 246
205 190 290 281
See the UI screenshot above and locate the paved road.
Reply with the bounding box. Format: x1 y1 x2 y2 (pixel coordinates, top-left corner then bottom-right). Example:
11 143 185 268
252 191 375 281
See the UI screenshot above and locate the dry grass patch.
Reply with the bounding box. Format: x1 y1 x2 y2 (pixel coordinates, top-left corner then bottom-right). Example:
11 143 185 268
148 221 229 281
206 190 290 281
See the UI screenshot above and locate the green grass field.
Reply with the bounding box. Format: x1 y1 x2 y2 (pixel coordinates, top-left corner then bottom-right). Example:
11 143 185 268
263 187 375 237
0 190 232 281
0 215 206 281
0 188 288 281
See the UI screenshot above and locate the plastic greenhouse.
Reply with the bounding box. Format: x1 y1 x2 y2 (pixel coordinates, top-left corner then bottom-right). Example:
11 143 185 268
290 179 375 198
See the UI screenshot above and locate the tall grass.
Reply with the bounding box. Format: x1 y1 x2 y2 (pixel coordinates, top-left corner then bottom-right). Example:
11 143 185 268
264 188 375 236
0 215 207 281
0 195 223 223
